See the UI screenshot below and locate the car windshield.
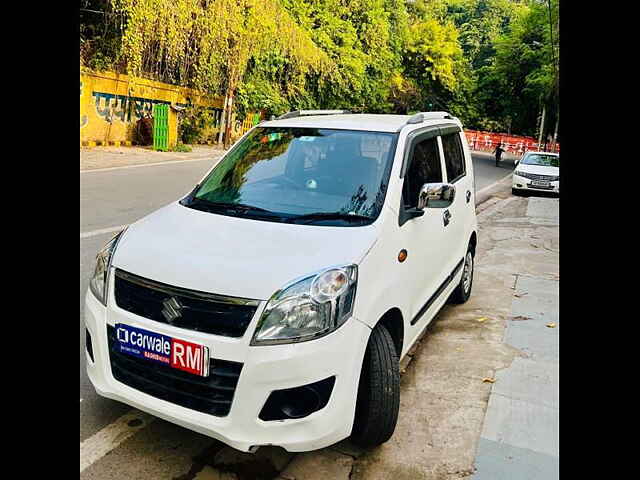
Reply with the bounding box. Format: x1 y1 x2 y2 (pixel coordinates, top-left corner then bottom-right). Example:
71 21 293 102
183 127 398 226
522 154 559 167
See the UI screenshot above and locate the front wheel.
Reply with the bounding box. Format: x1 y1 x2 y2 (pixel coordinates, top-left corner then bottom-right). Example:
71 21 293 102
351 324 400 447
449 248 474 304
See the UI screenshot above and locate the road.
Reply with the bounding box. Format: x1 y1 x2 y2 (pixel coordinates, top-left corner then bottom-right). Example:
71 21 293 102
79 151 515 474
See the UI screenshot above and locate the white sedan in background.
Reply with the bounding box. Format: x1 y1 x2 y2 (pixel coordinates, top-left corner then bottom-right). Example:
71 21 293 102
512 151 559 195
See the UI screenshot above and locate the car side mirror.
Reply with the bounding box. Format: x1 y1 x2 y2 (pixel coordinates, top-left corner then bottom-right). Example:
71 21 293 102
417 183 456 210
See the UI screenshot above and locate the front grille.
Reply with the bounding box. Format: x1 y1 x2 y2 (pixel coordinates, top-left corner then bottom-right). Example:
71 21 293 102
107 325 243 417
517 172 558 181
114 269 259 338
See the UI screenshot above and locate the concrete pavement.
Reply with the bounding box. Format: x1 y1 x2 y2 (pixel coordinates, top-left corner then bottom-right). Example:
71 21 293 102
472 198 559 480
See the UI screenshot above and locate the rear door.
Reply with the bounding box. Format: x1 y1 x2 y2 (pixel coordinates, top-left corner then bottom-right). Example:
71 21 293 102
439 130 474 267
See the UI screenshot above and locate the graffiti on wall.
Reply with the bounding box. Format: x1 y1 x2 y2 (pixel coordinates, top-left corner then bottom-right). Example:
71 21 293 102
91 91 172 123
80 81 88 128
80 70 224 145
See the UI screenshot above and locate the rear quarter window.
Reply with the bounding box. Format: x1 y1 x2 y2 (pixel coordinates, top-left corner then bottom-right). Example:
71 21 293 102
441 133 466 182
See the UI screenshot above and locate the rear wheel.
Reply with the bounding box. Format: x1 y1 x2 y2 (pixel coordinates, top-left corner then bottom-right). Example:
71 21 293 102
351 323 400 447
450 248 474 304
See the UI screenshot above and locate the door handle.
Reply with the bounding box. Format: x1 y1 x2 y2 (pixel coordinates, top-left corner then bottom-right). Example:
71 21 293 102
466 190 471 203
443 209 452 227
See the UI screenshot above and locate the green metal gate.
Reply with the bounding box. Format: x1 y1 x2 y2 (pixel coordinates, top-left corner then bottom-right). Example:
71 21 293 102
153 104 169 151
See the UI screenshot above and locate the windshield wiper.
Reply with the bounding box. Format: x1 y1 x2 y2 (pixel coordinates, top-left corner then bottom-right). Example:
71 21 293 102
286 211 373 224
186 198 275 215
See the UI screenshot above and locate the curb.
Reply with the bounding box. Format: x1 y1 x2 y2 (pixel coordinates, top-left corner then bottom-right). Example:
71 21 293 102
475 173 513 211
82 140 133 147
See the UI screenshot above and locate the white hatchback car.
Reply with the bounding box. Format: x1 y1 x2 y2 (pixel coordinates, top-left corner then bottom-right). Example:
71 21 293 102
85 110 478 453
512 151 560 195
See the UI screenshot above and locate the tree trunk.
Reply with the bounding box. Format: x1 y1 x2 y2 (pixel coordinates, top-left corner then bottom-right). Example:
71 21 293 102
223 91 234 150
551 110 559 152
537 104 546 150
217 93 229 146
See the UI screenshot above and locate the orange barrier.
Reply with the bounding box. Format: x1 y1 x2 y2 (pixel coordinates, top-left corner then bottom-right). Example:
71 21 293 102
464 130 559 156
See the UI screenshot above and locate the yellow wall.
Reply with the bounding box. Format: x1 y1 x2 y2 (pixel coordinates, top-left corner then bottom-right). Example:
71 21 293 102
80 70 223 146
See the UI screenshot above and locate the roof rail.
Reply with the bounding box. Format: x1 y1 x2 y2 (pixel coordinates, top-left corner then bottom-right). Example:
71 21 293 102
405 111 456 125
276 109 351 120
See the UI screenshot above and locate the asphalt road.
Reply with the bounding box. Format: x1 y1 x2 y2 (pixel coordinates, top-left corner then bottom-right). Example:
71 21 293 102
79 151 515 445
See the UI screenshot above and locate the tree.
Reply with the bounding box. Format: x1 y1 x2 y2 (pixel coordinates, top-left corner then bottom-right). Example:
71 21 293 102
113 0 331 146
83 0 559 139
478 0 558 135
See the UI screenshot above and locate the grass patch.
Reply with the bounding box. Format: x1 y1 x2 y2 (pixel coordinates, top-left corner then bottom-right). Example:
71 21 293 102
170 143 193 153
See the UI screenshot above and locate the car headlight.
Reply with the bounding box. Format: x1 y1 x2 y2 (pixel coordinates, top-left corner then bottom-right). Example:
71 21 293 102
251 265 358 345
89 229 126 305
514 170 527 178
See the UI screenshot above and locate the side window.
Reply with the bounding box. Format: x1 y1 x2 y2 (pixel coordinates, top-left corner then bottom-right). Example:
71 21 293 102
441 133 466 182
404 137 442 208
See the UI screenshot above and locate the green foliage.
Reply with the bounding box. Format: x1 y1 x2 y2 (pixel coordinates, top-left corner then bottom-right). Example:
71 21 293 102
472 0 559 135
112 0 330 94
178 106 219 144
82 0 558 137
236 75 292 117
80 0 124 71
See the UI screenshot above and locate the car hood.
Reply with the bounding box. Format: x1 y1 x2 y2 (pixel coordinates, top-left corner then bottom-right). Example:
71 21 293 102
112 202 379 300
516 163 559 176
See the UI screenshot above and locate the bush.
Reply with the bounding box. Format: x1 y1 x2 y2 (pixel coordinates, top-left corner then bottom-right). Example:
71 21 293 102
179 106 220 144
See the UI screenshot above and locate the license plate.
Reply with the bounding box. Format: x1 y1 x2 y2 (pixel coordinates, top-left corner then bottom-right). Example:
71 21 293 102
115 323 209 377
531 180 550 187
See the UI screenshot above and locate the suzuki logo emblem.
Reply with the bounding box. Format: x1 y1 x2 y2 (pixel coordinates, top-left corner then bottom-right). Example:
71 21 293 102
161 297 183 324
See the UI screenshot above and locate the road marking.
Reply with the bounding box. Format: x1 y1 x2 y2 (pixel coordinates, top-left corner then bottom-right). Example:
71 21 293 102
81 156 216 174
81 225 128 239
80 409 155 472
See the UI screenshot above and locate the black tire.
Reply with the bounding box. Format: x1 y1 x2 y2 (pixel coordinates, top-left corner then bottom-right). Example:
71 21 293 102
351 324 400 447
512 188 520 196
449 247 474 304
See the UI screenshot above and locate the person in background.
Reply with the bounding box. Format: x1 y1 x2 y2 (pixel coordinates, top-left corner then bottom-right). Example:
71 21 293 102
493 142 505 167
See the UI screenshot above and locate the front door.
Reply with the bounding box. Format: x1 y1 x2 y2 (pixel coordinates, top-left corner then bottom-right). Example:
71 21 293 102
399 134 450 326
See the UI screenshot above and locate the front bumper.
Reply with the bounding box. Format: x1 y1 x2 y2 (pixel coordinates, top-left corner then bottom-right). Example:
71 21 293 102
84 287 370 452
512 174 559 193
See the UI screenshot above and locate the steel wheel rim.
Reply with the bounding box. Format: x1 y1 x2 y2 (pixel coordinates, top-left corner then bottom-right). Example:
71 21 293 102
462 252 473 293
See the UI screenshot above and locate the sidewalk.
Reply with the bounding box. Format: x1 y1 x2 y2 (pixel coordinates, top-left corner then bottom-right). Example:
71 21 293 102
80 145 225 171
471 198 559 479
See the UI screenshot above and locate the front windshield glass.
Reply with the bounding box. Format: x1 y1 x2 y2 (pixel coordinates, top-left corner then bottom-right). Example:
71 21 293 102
522 154 559 167
185 127 398 226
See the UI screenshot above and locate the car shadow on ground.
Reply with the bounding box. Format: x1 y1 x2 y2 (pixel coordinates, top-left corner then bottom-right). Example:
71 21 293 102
512 190 559 199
